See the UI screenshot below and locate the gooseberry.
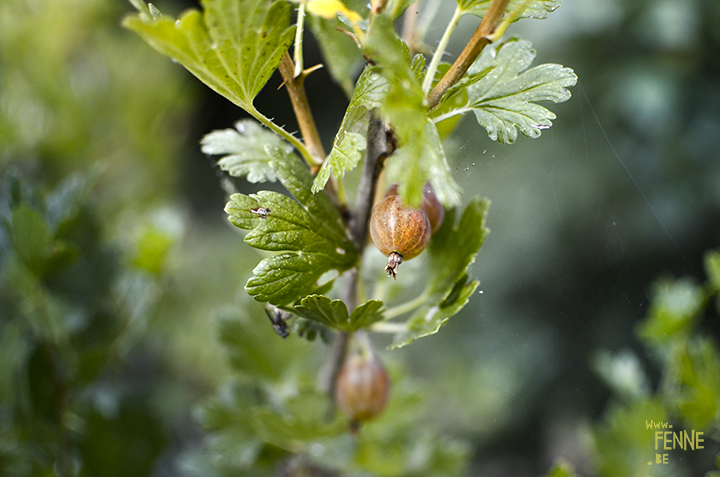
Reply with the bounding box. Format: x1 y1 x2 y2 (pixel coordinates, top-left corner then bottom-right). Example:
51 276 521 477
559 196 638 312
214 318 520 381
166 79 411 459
369 194 431 280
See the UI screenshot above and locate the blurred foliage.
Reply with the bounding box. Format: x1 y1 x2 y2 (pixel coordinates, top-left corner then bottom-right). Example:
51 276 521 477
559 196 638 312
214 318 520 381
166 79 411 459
0 0 194 207
0 169 175 475
590 250 720 476
1 0 719 475
189 306 471 476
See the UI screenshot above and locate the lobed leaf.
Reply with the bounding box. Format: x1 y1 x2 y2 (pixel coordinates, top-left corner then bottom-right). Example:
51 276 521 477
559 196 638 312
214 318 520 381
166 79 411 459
389 198 490 349
364 14 461 207
123 0 295 112
436 38 576 144
225 151 357 305
390 279 478 349
312 66 389 193
202 120 286 183
293 294 384 331
457 0 562 19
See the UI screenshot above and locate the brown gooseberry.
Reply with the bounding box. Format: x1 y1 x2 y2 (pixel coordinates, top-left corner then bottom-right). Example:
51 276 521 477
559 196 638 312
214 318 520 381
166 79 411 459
385 182 445 234
335 353 391 425
369 195 431 280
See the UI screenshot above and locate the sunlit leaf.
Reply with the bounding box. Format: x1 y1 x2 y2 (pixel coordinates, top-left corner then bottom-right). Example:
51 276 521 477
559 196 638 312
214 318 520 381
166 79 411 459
202 120 286 183
225 152 357 305
435 38 576 144
312 66 389 193
123 0 295 112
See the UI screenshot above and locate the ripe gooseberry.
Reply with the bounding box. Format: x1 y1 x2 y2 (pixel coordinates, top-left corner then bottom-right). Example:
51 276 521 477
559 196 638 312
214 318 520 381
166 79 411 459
369 191 431 280
385 182 444 234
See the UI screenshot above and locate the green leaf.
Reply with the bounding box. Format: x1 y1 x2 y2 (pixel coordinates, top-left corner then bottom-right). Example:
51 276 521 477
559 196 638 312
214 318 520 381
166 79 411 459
349 299 386 331
364 14 461 208
312 66 389 193
202 120 287 183
636 277 705 348
704 249 720 293
198 384 264 470
430 63 493 138
225 151 357 304
216 306 310 380
457 0 561 19
250 391 345 450
390 279 478 349
437 38 576 144
10 205 51 275
123 0 295 112
389 198 490 349
427 198 490 295
671 338 720 430
293 295 384 331
307 15 363 96
542 459 580 477
45 169 98 232
593 398 668 477
592 350 650 401
131 225 175 275
387 0 416 20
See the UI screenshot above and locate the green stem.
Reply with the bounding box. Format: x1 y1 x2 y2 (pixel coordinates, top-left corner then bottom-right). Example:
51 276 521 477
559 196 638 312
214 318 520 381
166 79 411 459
370 321 407 334
383 290 430 320
422 6 463 95
248 106 320 167
293 2 306 77
431 107 470 124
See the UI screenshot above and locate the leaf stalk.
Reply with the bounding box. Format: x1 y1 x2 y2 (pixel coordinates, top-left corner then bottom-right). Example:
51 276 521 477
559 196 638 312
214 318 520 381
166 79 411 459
278 53 326 165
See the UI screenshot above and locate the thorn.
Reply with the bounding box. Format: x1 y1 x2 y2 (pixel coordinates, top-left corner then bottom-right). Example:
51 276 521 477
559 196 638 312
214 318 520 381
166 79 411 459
298 63 324 81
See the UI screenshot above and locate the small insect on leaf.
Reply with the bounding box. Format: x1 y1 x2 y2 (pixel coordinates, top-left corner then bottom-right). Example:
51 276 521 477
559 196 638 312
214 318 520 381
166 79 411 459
265 304 291 338
251 207 271 219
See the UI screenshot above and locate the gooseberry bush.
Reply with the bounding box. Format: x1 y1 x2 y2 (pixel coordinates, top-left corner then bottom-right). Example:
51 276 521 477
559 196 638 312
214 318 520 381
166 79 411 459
124 0 577 473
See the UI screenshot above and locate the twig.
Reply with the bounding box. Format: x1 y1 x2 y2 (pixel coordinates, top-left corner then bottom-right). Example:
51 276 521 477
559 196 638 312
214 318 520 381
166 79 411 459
278 53 347 210
348 114 395 252
426 0 511 110
401 0 420 56
319 112 395 409
278 53 326 164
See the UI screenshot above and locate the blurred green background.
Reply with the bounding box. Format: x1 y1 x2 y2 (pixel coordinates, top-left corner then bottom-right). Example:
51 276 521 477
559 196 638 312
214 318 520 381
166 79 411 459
1 0 719 475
